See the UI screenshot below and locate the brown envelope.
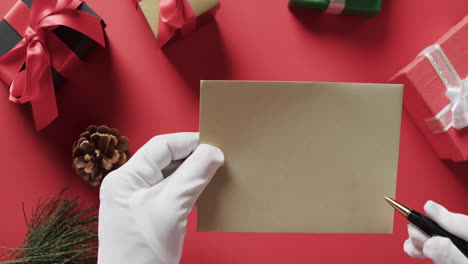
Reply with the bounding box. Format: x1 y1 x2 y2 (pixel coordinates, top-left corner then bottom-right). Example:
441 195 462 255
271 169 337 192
198 81 403 233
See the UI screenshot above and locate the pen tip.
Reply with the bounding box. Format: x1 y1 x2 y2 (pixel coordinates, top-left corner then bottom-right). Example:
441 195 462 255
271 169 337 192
384 196 411 217
384 196 392 206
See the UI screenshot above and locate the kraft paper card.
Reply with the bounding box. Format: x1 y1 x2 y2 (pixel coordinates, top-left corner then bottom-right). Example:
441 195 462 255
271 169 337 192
198 81 403 233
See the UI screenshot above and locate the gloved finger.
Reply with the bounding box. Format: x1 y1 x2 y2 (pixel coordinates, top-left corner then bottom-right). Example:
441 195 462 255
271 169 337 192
425 201 468 242
122 133 199 187
423 237 468 264
162 159 185 178
404 238 426 259
408 224 430 249
161 144 224 213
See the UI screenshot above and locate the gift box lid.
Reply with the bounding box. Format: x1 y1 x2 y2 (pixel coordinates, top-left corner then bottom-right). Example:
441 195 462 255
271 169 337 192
393 16 468 111
0 0 106 59
391 15 468 161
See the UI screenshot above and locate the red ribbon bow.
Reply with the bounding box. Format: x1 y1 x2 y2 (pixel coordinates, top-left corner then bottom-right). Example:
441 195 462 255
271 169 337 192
135 0 197 46
0 0 105 130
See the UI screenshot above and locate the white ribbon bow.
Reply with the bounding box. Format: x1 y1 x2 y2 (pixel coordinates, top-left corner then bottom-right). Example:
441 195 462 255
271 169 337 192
447 78 468 129
419 44 468 133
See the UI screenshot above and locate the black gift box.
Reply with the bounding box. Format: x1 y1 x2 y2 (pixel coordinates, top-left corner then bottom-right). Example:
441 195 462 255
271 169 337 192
0 0 106 89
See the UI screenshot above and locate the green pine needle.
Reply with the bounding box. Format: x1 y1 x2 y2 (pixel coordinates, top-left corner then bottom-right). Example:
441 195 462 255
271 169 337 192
0 189 98 264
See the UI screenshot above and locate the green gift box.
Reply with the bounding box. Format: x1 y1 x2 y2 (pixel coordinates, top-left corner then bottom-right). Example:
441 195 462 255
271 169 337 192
289 0 381 17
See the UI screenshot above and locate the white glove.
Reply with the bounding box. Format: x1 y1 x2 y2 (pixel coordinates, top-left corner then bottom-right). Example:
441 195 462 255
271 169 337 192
404 201 468 264
98 132 224 264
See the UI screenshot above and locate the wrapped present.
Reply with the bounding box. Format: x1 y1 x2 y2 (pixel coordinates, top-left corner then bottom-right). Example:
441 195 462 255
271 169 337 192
288 0 381 17
391 16 468 162
0 0 106 130
136 0 220 47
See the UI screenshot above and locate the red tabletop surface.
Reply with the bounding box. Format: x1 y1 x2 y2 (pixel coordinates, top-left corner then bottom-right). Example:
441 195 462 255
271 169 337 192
1 0 468 263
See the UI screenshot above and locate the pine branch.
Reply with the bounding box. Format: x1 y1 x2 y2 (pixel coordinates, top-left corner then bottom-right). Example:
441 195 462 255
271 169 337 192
0 189 98 264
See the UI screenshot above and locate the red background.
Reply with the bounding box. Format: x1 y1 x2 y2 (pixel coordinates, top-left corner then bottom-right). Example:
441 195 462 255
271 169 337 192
1 0 468 263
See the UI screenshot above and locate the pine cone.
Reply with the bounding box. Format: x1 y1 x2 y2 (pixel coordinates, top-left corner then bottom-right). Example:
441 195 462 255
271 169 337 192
72 125 130 186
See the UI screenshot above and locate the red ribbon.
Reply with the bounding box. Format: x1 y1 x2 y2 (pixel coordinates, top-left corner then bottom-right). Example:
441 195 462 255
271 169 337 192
136 0 197 46
0 0 105 130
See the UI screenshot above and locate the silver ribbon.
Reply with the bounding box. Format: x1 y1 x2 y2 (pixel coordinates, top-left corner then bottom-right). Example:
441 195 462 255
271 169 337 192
325 0 346 14
419 44 468 133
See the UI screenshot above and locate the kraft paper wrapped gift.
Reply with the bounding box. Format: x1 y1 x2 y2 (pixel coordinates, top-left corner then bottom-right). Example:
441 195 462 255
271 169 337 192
136 0 219 47
288 0 381 17
391 15 468 162
0 0 106 130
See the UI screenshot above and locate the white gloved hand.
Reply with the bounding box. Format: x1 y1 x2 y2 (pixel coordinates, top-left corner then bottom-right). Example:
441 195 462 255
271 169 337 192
98 133 224 264
404 201 468 264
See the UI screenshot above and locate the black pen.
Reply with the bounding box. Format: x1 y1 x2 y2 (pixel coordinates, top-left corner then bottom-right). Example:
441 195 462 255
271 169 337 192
385 197 468 257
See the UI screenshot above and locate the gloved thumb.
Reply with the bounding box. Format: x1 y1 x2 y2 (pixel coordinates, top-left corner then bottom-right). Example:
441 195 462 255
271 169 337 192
423 237 468 264
425 201 468 242
156 144 224 214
